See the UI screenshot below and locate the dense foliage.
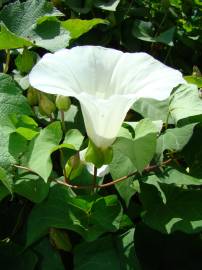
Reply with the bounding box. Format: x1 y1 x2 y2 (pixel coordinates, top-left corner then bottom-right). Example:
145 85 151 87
0 0 202 269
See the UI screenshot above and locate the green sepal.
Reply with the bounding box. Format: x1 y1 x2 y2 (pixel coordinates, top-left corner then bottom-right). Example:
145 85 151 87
85 140 113 168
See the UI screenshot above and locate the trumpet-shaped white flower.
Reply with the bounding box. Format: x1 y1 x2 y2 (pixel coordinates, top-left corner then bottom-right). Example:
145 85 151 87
29 46 185 149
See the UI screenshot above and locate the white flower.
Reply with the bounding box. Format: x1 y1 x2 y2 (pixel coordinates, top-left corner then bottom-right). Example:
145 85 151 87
79 149 109 177
29 46 185 149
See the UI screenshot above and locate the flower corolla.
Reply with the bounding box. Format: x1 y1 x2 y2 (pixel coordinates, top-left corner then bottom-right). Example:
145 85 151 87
29 46 185 149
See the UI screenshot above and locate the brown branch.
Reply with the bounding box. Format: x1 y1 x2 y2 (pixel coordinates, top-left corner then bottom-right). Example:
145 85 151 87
13 164 36 174
56 171 137 189
56 159 172 189
13 159 172 190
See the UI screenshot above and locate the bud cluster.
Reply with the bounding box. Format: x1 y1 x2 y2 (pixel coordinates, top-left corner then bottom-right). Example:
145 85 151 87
27 87 71 117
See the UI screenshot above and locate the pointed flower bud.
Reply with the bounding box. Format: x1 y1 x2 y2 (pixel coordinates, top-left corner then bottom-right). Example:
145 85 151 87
27 87 38 106
65 153 83 180
39 93 56 116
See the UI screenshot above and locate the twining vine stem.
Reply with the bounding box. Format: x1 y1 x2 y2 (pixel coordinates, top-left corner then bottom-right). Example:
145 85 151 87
60 110 66 133
92 166 98 193
13 159 172 190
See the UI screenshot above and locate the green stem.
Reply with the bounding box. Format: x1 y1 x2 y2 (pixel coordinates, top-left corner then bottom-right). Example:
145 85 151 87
60 110 66 133
91 166 97 194
67 167 73 180
60 149 68 183
3 49 10 74
164 111 170 130
49 113 54 122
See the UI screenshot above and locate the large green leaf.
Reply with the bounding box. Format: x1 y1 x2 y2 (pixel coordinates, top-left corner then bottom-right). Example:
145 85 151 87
11 115 39 141
74 229 140 270
0 74 32 169
0 166 12 194
132 98 171 123
155 27 175 46
0 0 68 51
157 168 202 186
170 84 202 125
0 23 33 50
0 74 32 123
114 119 157 172
32 17 70 52
9 133 27 162
61 18 108 40
32 237 65 270
110 146 137 207
0 126 16 170
26 121 62 182
132 20 155 42
0 0 61 37
26 184 123 246
156 123 196 156
0 240 38 270
0 184 9 201
14 173 49 203
125 120 163 135
140 181 202 234
132 20 175 46
63 129 84 150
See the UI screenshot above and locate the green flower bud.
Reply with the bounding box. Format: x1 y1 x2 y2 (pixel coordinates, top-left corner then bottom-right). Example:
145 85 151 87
39 93 56 116
56 95 71 111
69 153 80 169
27 87 38 106
65 153 83 180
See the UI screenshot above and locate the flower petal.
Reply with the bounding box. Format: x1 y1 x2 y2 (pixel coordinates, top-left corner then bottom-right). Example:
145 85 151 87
108 52 185 100
29 50 81 97
29 46 123 98
30 46 185 100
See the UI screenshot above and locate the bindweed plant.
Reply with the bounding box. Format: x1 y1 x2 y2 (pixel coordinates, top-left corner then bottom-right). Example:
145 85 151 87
0 0 202 269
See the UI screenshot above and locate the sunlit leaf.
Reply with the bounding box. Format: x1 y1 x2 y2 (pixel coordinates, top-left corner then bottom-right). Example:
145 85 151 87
26 122 62 181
